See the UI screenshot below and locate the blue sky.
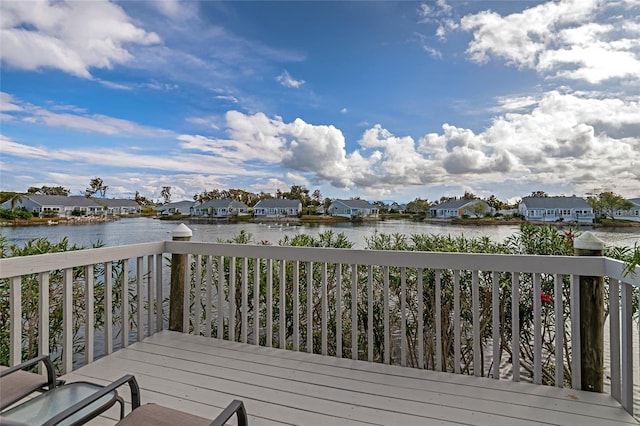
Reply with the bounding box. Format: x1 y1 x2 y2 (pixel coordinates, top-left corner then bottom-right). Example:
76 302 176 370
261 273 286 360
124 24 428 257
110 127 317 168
1 0 639 204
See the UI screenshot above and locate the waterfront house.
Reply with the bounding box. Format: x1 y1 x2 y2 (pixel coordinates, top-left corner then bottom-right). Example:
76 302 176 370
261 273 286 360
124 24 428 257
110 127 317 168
389 202 407 213
1 194 105 217
429 199 492 219
155 200 195 216
97 198 142 215
192 198 249 218
253 199 302 218
328 199 379 218
518 196 594 223
614 198 640 222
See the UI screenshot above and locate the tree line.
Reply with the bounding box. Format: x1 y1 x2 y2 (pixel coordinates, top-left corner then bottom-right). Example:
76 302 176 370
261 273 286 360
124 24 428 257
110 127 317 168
0 177 635 220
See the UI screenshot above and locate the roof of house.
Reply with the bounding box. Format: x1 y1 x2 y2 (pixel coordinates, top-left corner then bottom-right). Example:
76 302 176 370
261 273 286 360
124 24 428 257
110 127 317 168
520 196 591 209
332 199 376 209
155 200 195 211
199 198 248 209
21 195 104 207
431 199 483 210
253 199 302 208
628 198 640 206
97 199 140 208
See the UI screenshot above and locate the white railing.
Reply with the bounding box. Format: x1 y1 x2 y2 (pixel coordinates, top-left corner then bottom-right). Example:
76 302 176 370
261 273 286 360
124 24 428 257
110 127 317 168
1 240 638 416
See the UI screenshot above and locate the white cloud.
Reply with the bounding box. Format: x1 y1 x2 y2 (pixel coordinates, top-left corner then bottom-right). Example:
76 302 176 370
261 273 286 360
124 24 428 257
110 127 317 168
417 0 457 41
0 92 23 112
459 0 640 84
2 93 172 137
216 95 239 103
412 32 443 58
151 0 196 21
172 90 638 197
276 70 305 88
0 0 160 78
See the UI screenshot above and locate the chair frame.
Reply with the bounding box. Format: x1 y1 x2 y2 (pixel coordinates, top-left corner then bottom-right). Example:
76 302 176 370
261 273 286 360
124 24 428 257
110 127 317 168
0 354 58 409
43 374 247 426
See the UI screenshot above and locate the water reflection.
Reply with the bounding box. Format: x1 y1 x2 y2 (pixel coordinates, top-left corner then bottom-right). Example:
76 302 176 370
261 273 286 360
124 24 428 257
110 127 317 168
2 217 639 249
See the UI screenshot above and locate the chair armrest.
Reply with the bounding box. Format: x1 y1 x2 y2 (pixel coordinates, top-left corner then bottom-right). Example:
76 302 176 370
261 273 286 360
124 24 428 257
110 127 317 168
210 400 248 426
42 374 141 426
0 354 56 389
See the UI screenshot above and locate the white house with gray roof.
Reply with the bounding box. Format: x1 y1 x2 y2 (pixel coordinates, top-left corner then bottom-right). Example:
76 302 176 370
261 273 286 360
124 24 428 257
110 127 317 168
429 199 492 219
518 196 594 223
97 199 141 215
253 199 302 218
192 199 249 218
614 197 640 222
154 200 195 216
328 199 379 218
1 195 105 217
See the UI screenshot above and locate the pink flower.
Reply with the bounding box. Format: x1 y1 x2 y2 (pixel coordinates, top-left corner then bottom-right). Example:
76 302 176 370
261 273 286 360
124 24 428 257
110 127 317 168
540 292 552 305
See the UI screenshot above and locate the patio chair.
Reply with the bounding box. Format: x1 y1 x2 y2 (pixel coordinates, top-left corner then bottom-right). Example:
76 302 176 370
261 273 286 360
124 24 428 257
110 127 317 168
0 354 58 410
42 374 248 426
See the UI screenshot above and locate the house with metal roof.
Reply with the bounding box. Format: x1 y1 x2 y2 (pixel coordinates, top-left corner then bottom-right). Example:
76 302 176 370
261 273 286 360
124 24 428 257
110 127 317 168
192 198 249 218
328 199 379 218
154 200 195 216
253 199 302 218
518 196 594 223
97 199 142 215
614 197 640 222
429 199 492 219
1 195 105 217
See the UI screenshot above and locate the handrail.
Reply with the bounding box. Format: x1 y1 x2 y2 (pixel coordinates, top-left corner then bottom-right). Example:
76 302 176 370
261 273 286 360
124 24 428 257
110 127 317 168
167 241 610 275
0 242 166 278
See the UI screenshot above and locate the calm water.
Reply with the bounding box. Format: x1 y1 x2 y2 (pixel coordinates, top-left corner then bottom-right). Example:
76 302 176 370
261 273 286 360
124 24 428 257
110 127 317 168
2 217 639 249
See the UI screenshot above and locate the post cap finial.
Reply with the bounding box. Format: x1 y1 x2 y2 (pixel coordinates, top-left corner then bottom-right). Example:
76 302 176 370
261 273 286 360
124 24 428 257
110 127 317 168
171 223 193 238
574 231 604 251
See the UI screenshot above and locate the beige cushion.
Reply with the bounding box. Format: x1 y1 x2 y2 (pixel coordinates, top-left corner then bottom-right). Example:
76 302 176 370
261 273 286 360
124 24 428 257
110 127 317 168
116 404 211 426
0 365 49 408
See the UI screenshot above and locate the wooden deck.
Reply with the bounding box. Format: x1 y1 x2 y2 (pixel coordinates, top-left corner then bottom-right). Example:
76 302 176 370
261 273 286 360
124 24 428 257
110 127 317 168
63 330 638 426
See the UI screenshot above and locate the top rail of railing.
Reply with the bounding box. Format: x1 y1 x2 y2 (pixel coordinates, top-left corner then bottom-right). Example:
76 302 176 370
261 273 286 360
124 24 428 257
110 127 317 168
1 240 638 288
0 241 165 278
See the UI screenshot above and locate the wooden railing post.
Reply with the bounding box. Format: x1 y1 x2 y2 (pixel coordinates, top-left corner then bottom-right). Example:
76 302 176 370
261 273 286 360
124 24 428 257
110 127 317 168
169 224 192 331
574 231 604 392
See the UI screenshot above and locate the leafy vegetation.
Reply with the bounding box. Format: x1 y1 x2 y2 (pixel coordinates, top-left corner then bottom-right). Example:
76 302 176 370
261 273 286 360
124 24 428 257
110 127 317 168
185 224 636 386
0 235 142 371
588 191 634 220
2 224 637 384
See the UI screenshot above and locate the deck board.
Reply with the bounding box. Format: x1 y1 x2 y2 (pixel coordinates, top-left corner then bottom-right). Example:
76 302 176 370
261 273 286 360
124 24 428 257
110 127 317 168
63 330 638 426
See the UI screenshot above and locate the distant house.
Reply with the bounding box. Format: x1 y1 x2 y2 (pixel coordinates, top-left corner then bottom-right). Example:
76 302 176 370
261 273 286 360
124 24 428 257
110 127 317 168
389 202 407 213
1 195 105 217
192 199 249 218
518 196 594 223
98 199 141 215
155 200 194 216
253 199 302 218
328 199 379 218
429 199 492 219
614 198 640 222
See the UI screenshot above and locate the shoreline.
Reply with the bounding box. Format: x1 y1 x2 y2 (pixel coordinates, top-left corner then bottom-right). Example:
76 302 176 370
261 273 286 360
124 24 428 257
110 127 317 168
2 214 639 230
